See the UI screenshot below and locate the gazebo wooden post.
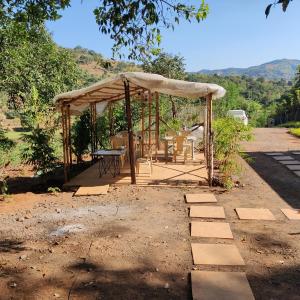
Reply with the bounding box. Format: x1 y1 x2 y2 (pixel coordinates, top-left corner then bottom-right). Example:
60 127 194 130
67 105 72 167
141 94 145 157
206 93 213 186
148 90 152 153
90 103 97 160
61 104 69 182
124 80 136 184
155 92 160 154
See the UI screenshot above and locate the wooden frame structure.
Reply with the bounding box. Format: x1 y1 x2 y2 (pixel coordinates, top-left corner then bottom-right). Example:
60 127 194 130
55 72 225 186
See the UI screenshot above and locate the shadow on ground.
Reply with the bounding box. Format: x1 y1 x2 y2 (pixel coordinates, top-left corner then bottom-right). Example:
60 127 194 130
245 151 300 208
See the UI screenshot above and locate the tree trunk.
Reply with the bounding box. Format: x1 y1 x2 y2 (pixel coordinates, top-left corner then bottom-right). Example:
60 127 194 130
170 96 177 119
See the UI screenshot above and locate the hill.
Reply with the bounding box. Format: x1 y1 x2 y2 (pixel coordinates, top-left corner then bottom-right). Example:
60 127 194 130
197 59 300 80
68 46 141 78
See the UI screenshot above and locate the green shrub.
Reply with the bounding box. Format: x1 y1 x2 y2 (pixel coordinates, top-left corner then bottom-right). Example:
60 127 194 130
289 128 300 138
21 127 58 175
71 110 91 162
0 127 15 151
213 117 253 189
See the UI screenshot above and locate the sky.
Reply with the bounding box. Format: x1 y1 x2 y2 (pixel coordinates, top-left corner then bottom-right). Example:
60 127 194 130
46 0 300 72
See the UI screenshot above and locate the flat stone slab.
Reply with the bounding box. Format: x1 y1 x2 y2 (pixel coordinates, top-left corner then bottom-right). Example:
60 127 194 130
294 171 300 177
74 185 109 196
191 243 245 266
190 206 225 219
273 156 294 160
191 221 233 239
292 152 300 155
185 193 217 203
191 271 255 300
286 165 300 171
235 208 276 220
265 152 283 156
279 160 300 165
281 208 300 220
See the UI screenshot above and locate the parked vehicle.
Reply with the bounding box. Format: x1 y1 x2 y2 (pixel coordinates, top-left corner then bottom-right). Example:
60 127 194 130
227 110 248 125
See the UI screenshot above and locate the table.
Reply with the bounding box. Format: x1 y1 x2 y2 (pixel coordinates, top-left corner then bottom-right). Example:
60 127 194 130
93 149 126 177
162 136 196 161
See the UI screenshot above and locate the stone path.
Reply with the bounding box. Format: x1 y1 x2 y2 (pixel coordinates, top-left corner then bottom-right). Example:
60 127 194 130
186 191 300 299
266 152 300 178
185 193 254 300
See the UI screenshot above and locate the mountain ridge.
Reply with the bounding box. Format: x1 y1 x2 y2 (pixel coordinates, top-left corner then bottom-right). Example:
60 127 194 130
196 59 300 80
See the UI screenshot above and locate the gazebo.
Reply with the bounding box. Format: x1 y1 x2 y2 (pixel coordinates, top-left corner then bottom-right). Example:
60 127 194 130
54 72 225 186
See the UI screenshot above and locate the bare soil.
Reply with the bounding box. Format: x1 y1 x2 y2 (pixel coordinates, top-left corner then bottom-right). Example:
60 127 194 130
0 128 300 299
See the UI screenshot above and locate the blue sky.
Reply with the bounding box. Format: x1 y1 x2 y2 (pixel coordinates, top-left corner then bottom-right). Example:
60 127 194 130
46 0 300 71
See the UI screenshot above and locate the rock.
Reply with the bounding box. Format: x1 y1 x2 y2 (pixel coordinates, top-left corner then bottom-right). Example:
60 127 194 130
117 234 122 238
24 215 31 219
48 248 53 253
19 255 27 260
16 217 25 222
9 282 17 288
192 266 198 270
53 293 60 298
155 268 159 272
164 283 170 289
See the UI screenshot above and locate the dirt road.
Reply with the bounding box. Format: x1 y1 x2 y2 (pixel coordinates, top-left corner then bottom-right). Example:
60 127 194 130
1 128 300 299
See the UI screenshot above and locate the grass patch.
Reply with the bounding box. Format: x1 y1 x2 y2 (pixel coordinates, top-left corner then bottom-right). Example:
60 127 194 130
5 130 30 141
278 121 300 128
290 128 300 138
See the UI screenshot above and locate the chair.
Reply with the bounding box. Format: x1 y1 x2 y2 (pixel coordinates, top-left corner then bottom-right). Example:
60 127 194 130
110 136 126 167
172 136 191 163
136 145 153 176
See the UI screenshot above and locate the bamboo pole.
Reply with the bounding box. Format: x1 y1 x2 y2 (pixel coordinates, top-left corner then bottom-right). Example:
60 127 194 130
124 81 136 184
67 105 72 167
141 94 145 157
148 91 152 153
207 93 213 186
61 105 68 182
155 92 160 153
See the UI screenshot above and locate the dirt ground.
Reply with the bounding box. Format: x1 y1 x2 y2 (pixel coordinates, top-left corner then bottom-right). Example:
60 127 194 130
1 128 300 299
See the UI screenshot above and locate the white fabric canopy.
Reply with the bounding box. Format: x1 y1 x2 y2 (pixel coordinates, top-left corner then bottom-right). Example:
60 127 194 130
54 72 226 115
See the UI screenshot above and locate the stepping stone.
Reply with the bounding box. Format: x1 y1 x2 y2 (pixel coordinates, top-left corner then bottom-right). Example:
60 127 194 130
190 206 225 219
286 165 300 171
292 152 300 155
191 221 233 239
281 208 300 220
191 243 245 266
294 171 300 177
265 152 283 156
279 160 300 165
235 208 276 220
273 156 294 160
185 193 217 203
191 271 255 300
74 185 109 196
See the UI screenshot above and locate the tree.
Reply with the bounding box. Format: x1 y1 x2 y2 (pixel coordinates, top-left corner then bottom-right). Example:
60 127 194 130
265 0 293 17
143 52 186 118
1 0 209 60
0 21 82 112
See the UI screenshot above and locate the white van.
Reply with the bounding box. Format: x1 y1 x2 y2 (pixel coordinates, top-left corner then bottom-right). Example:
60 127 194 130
227 110 248 125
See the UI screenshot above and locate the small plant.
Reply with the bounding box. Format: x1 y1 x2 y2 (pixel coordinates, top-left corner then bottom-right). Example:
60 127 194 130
47 186 61 194
213 117 253 189
71 110 91 162
21 127 58 176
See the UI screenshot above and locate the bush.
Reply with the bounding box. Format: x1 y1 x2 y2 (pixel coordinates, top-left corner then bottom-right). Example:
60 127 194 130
278 121 300 128
289 128 300 138
71 110 91 162
213 117 253 189
0 127 15 151
21 127 58 175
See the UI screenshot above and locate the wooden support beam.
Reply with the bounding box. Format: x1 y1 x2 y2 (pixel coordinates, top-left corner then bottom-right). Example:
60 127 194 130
124 81 136 184
207 93 213 186
148 91 152 153
155 92 160 155
61 104 69 182
141 94 145 157
67 105 72 167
